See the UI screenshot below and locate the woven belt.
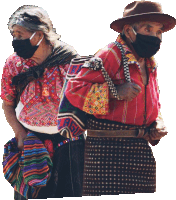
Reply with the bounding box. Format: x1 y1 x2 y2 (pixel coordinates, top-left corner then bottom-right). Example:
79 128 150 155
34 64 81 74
87 129 147 138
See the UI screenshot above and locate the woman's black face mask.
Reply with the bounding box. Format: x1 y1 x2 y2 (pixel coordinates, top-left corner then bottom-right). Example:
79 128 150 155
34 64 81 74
131 29 161 58
12 32 43 59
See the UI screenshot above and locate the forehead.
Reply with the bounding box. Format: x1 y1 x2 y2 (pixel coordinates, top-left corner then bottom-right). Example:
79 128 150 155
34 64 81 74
137 21 163 30
12 25 31 34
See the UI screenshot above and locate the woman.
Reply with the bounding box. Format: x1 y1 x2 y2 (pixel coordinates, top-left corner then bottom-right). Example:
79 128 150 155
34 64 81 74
1 5 84 199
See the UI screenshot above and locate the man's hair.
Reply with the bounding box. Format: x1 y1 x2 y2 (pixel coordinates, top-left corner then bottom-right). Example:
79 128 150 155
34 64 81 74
8 5 60 46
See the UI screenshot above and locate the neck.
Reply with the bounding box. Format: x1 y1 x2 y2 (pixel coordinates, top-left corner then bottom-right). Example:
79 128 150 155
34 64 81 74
31 40 52 65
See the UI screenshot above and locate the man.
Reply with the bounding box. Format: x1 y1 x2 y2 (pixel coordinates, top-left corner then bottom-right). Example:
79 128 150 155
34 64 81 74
1 5 84 199
58 1 176 195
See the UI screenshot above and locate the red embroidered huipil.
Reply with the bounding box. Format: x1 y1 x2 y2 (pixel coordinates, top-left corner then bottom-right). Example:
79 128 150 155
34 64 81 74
1 53 69 133
65 36 160 127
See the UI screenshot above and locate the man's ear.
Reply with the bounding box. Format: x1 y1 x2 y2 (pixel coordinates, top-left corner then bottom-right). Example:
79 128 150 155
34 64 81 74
123 25 133 39
123 25 136 43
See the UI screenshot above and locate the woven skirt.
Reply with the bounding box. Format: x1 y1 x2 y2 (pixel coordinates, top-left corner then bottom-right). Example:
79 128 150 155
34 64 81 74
83 136 156 196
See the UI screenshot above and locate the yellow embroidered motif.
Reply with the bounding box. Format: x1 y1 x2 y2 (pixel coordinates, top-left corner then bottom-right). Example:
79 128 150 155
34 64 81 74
42 87 49 96
83 82 109 115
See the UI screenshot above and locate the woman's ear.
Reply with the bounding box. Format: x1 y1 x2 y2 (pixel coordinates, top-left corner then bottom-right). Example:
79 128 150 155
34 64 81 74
37 31 44 39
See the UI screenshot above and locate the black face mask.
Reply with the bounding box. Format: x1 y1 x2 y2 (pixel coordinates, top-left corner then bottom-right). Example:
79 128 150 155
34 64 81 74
131 30 161 58
12 32 43 59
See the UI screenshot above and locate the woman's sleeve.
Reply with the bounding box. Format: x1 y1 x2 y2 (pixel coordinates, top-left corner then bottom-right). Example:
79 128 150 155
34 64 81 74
1 60 17 102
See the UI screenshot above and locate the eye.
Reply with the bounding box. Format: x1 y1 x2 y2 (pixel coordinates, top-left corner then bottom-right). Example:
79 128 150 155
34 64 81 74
144 27 150 33
11 29 25 39
12 32 23 40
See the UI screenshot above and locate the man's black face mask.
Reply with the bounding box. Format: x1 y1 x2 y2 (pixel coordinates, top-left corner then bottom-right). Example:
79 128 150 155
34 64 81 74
131 29 161 58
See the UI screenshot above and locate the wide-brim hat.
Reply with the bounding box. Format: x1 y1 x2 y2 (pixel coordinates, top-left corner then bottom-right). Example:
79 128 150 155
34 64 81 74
110 1 176 33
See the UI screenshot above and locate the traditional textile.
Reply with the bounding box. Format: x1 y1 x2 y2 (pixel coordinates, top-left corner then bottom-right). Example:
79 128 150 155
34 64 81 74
11 41 78 89
14 132 85 199
36 136 85 198
83 82 109 115
57 135 84 147
58 57 92 138
0 41 77 134
58 55 120 137
83 136 156 196
65 35 160 126
87 115 162 146
3 132 53 199
87 116 147 130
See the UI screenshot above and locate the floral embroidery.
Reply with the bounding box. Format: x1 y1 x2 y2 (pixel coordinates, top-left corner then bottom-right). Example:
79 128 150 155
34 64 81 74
83 82 109 115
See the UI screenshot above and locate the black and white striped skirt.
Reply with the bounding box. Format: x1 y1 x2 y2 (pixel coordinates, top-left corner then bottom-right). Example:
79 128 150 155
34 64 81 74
83 136 156 196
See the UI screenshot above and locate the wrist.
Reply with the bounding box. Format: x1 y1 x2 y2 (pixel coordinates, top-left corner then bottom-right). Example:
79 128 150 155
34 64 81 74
117 93 123 100
116 85 123 100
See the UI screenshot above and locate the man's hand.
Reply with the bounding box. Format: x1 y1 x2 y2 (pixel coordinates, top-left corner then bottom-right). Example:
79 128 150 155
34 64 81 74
149 121 167 140
115 82 141 101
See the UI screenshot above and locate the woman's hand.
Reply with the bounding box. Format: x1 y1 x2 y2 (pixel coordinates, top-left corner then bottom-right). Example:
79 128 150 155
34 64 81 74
16 131 28 151
2 100 28 151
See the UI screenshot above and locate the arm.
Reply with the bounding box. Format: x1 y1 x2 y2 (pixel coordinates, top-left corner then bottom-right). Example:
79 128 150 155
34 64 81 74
150 69 168 144
65 67 110 115
65 47 114 115
65 44 142 115
1 55 28 150
148 112 167 146
148 69 167 145
2 100 27 150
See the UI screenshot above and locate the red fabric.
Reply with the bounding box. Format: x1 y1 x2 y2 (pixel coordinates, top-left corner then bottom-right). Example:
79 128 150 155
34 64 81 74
65 36 160 126
44 140 54 159
1 53 69 131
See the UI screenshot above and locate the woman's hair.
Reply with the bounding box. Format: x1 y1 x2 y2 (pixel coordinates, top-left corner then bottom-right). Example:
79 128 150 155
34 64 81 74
8 5 60 46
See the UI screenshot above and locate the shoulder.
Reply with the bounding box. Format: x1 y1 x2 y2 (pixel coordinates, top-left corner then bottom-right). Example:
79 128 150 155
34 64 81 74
95 42 122 64
3 53 25 76
5 53 18 65
5 53 26 67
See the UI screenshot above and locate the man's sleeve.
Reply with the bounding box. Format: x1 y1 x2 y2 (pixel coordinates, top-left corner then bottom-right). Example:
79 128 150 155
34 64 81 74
65 45 122 115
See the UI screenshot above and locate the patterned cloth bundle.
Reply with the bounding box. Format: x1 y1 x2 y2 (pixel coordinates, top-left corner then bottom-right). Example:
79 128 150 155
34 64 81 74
3 132 53 199
58 56 91 138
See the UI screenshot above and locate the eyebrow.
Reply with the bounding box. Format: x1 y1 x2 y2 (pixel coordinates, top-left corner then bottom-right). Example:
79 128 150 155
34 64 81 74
11 30 22 36
140 23 164 31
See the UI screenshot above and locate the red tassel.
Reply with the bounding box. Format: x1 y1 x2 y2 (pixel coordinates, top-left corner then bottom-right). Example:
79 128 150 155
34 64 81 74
44 139 54 159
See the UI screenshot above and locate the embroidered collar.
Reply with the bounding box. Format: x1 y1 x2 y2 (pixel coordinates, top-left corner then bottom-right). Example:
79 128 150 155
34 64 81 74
116 35 157 72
